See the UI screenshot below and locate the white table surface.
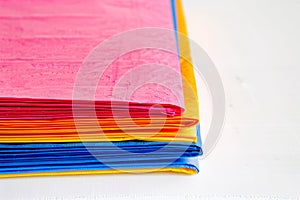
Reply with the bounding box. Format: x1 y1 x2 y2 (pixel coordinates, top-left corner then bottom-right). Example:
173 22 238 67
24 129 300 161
0 0 299 199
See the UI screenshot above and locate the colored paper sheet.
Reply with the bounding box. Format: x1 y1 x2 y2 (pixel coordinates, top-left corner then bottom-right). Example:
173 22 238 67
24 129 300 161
0 0 202 177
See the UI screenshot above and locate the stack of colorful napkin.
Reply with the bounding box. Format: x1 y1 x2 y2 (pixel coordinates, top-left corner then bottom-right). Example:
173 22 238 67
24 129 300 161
0 0 202 177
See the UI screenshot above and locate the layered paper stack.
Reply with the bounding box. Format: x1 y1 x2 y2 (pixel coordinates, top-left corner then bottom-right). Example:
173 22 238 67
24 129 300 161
0 0 202 177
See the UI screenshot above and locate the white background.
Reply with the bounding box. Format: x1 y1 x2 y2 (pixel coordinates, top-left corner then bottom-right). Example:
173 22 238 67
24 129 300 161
0 0 299 199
